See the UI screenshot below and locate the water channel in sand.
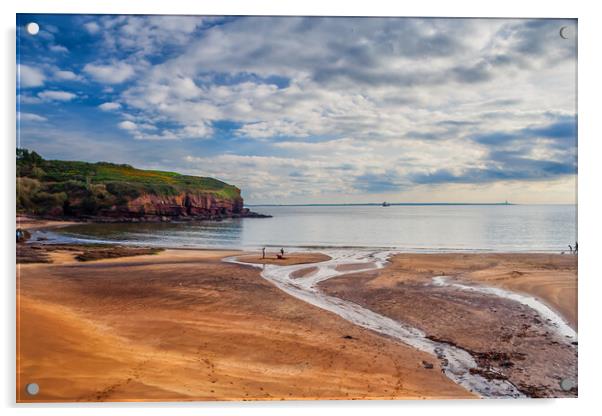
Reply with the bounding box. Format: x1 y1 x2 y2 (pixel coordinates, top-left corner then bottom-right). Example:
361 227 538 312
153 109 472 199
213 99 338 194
226 250 549 398
431 276 577 342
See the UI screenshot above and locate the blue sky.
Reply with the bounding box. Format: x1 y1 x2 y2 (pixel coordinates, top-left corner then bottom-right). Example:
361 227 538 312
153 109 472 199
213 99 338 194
17 15 577 204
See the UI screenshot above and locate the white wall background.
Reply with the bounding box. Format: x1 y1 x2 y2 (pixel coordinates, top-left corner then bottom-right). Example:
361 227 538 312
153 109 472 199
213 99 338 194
2 1 601 415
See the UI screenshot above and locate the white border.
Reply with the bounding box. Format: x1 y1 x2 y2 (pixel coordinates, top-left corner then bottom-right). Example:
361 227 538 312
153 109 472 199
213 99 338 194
2 1 601 415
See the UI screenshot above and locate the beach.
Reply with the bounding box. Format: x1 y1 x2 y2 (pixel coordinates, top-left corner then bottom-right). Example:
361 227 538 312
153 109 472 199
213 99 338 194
17 227 577 401
17 247 472 402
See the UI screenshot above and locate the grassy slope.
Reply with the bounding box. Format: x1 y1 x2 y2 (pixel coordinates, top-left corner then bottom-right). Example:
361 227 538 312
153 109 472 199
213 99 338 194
17 150 243 216
41 160 241 200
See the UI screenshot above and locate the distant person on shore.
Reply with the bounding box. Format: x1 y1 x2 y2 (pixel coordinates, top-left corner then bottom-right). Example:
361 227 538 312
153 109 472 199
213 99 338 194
262 247 266 259
280 248 285 258
574 242 578 254
568 244 573 254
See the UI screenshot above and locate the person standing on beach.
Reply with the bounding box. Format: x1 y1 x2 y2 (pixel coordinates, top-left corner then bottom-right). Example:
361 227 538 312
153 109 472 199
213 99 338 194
568 244 573 254
262 247 266 259
280 248 285 258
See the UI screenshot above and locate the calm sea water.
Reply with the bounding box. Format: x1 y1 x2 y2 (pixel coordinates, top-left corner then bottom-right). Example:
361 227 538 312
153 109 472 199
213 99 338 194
47 204 577 252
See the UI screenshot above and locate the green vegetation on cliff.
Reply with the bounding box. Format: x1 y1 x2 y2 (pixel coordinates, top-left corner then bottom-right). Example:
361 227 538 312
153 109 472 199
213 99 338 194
16 148 241 216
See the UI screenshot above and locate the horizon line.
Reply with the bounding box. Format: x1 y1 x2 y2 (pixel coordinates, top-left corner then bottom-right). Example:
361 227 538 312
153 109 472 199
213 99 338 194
246 202 520 207
245 202 576 207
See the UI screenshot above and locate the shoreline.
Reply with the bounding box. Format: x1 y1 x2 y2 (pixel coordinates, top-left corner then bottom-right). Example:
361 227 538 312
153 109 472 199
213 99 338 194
17 215 80 231
27 231 575 256
16 210 271 227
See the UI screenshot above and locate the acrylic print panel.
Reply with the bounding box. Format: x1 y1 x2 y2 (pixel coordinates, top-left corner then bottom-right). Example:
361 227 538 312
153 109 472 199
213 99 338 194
16 14 577 402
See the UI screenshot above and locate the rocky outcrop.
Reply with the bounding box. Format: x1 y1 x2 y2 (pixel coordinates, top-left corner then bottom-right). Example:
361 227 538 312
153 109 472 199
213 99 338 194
93 192 269 222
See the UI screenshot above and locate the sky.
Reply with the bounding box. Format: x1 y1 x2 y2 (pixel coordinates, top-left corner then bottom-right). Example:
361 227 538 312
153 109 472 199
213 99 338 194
16 15 577 205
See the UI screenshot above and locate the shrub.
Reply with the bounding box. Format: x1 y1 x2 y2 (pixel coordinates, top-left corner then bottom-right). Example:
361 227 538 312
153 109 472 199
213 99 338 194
32 191 68 215
16 177 41 210
30 166 46 179
46 179 87 194
80 195 98 214
105 181 143 199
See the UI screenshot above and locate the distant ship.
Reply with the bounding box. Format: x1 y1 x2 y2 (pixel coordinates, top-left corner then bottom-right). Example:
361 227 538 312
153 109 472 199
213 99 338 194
382 201 390 207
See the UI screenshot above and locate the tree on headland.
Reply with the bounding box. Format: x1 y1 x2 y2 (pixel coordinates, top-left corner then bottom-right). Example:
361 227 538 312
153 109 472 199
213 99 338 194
16 148 44 178
17 148 43 166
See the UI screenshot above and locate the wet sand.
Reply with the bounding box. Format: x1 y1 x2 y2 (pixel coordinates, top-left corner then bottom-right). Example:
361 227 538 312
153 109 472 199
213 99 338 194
363 253 577 328
291 266 319 279
320 253 577 398
17 249 470 402
236 252 331 266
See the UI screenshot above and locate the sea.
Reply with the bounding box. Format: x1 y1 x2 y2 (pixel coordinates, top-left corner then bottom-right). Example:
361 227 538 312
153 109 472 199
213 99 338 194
42 204 577 253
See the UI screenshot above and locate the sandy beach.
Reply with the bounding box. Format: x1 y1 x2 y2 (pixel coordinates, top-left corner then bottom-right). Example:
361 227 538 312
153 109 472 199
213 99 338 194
16 215 79 231
16 216 577 401
17 248 471 402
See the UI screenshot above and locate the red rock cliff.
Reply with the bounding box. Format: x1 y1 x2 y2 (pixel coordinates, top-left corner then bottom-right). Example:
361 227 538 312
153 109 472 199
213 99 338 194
97 191 248 221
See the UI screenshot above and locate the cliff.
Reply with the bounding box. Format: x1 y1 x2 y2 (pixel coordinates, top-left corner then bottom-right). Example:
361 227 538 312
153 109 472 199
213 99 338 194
99 191 249 221
16 149 268 222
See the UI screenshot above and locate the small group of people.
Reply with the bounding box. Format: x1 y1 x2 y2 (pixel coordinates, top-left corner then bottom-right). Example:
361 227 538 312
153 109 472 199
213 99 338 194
567 242 578 254
261 247 285 259
16 228 27 243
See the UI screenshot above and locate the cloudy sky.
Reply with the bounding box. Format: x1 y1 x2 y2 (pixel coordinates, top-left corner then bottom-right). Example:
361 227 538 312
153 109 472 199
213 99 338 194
17 15 577 204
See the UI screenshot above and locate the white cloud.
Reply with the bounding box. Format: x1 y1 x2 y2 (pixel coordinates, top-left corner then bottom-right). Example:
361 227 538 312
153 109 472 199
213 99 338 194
18 112 47 122
83 62 135 84
118 120 137 130
91 15 210 58
84 21 100 34
99 102 122 111
117 113 210 140
54 70 81 81
49 44 69 53
19 94 42 104
19 64 45 88
37 90 77 101
184 154 339 201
